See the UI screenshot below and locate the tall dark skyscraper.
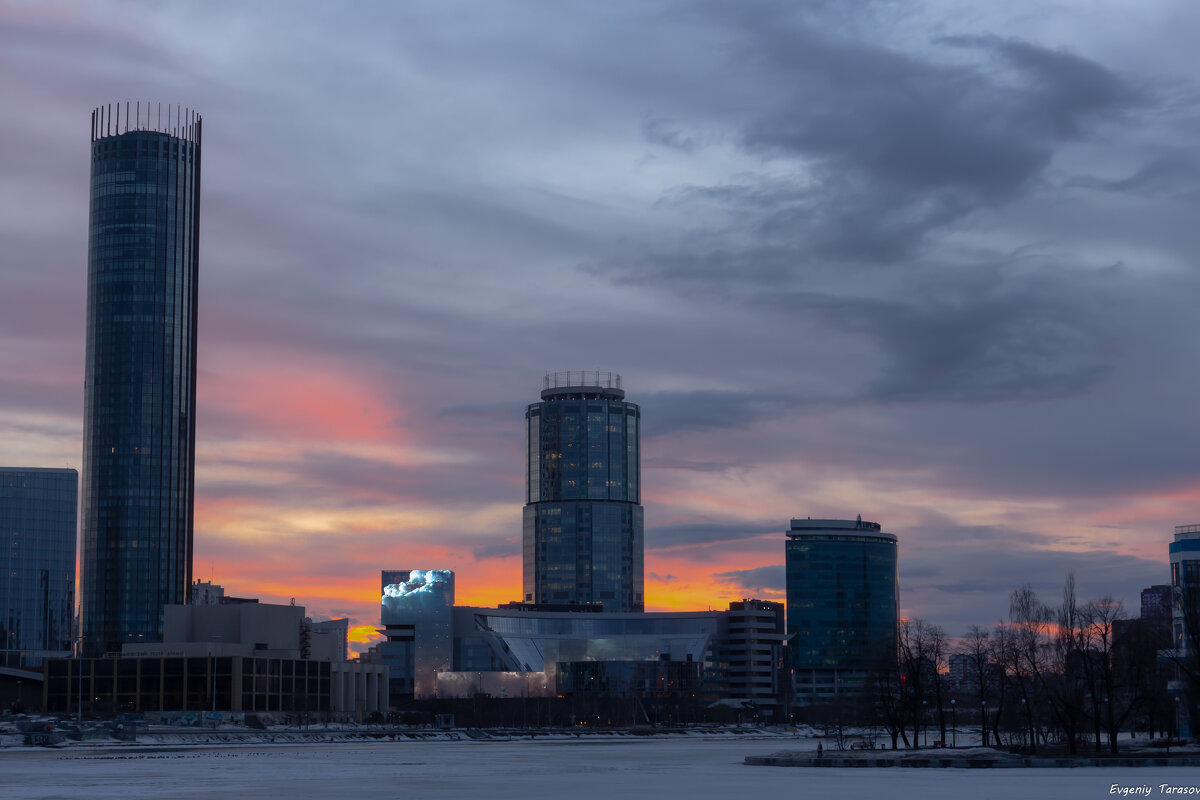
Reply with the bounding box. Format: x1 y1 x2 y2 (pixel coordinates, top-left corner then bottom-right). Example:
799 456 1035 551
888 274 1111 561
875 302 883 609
0 468 78 667
523 371 643 612
80 104 201 655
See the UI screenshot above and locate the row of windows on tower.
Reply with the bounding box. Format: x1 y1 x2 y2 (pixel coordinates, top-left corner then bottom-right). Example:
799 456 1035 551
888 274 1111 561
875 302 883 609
90 200 195 216
94 138 194 155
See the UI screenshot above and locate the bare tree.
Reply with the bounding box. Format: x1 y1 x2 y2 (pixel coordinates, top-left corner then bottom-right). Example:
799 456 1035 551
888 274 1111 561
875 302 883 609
928 624 949 745
1009 581 1091 754
865 646 909 749
1079 596 1140 753
899 619 940 747
958 625 996 746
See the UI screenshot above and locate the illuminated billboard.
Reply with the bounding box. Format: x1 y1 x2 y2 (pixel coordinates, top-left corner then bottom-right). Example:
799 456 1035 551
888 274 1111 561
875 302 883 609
379 569 454 698
381 569 454 623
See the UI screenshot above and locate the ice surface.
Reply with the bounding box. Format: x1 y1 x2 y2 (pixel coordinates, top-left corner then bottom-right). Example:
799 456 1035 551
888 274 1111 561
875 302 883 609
2 738 1197 800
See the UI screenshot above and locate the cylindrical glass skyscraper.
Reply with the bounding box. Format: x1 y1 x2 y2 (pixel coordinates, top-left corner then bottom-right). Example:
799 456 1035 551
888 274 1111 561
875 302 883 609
80 104 201 655
523 371 643 612
785 517 898 705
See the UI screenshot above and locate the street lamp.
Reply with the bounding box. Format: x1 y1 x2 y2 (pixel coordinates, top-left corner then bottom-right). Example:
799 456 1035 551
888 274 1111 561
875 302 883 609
981 700 987 748
922 700 928 747
950 699 956 748
1174 696 1181 746
1020 698 1027 748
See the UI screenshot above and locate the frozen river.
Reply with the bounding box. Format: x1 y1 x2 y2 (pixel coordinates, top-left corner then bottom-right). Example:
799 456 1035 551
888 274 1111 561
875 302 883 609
3 738 1198 800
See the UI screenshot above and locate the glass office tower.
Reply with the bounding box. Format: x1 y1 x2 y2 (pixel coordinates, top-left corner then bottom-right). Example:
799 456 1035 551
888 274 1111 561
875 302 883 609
785 517 898 704
80 104 201 655
524 372 643 612
0 468 78 667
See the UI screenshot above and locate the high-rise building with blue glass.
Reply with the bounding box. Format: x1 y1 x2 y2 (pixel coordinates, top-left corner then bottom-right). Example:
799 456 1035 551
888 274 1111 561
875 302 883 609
80 104 201 655
786 517 898 705
0 468 78 667
524 372 643 612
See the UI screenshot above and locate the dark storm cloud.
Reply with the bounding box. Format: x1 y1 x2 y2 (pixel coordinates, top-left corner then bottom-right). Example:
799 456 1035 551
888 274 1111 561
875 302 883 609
616 18 1146 283
641 117 704 154
904 543 1165 633
647 522 780 550
714 564 785 596
639 389 812 436
621 256 1118 413
745 32 1141 263
762 264 1116 404
1079 149 1200 199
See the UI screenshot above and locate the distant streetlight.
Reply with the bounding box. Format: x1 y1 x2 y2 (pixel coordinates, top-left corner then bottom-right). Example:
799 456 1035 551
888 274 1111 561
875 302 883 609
1022 695 1032 748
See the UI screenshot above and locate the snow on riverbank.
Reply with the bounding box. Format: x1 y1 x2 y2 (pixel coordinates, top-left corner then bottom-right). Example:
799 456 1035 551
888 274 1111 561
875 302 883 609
3 737 1200 800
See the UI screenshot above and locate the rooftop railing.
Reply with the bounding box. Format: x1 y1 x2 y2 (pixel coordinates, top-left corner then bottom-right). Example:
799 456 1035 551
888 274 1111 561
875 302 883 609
542 371 622 391
92 103 201 145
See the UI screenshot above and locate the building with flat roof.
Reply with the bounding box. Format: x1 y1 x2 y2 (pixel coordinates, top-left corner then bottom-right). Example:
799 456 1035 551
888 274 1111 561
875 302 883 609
1171 526 1200 654
373 574 789 715
707 599 787 717
1142 584 1173 621
524 372 643 612
81 104 202 655
786 517 898 705
43 600 382 716
0 468 78 668
1169 525 1200 737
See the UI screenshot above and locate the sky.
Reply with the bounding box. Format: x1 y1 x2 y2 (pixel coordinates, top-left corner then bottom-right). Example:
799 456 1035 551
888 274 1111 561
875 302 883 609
3 0 1200 654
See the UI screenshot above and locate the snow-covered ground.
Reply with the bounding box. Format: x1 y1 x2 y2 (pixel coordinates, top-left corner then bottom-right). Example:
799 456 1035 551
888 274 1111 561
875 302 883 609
3 738 1199 800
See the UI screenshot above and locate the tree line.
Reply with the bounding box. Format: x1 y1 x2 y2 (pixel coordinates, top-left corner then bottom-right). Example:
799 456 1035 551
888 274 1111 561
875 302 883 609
810 574 1192 754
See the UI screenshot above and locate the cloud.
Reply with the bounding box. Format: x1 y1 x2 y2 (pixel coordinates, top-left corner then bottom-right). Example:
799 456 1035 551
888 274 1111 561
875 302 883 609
714 565 786 597
647 521 781 550
642 117 705 154
761 264 1117 404
609 20 1147 289
474 541 520 560
640 389 812 435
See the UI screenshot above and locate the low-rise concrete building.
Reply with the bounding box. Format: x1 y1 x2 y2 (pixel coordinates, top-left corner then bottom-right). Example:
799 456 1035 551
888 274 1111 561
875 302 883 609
43 602 384 716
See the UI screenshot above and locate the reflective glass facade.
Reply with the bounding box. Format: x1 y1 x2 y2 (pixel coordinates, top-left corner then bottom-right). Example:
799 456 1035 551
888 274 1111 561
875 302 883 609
451 606 720 687
43 655 332 714
1170 527 1200 655
523 372 643 611
81 105 201 655
785 518 898 704
0 468 78 667
380 569 454 699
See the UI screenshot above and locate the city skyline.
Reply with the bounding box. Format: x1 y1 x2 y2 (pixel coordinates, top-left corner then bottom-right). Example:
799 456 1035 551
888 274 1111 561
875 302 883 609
1 2 1195 653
